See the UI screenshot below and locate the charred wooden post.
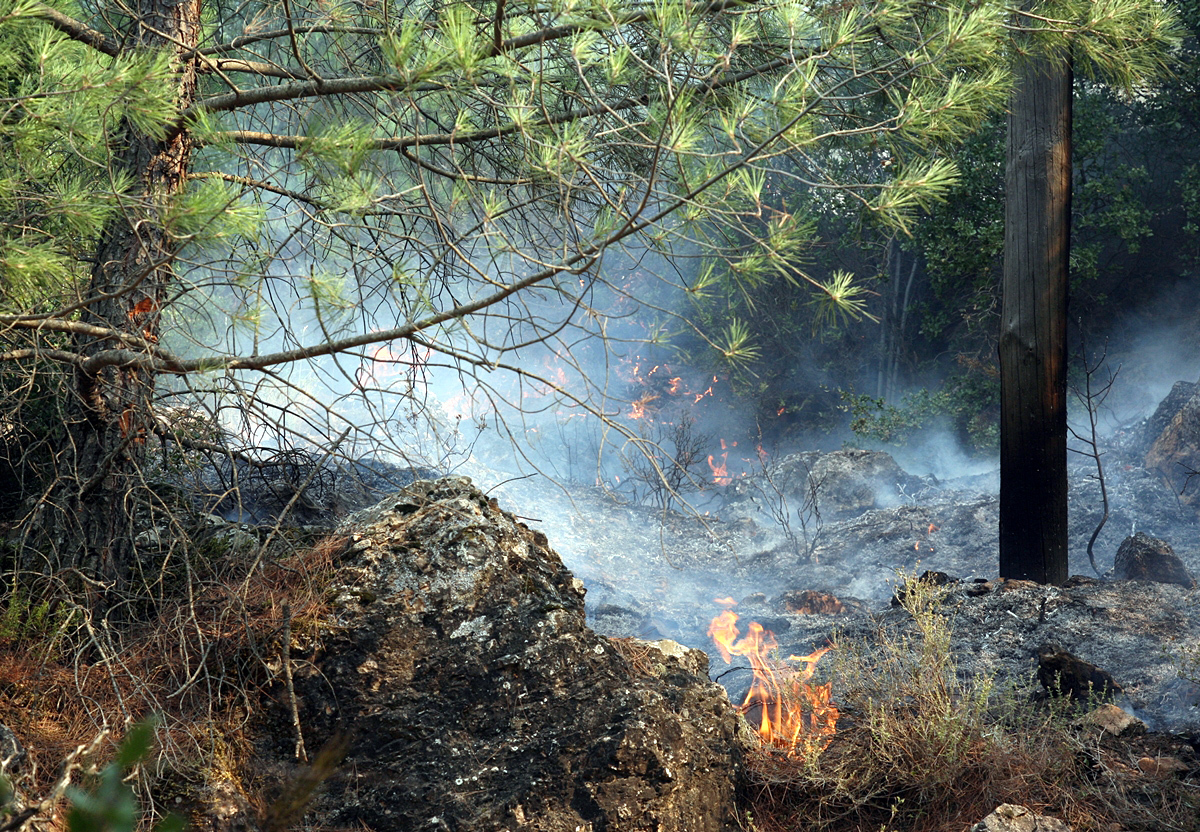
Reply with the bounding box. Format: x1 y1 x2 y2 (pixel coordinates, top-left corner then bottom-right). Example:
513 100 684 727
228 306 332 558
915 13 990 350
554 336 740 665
999 51 1072 585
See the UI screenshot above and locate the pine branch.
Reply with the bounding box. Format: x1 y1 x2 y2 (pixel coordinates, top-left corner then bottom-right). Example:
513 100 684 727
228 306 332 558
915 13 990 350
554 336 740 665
30 2 119 56
201 53 797 147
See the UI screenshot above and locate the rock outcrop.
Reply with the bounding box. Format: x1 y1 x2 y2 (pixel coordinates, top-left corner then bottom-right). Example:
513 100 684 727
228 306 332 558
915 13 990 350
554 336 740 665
275 478 747 832
1143 379 1197 453
1145 390 1200 512
725 449 928 523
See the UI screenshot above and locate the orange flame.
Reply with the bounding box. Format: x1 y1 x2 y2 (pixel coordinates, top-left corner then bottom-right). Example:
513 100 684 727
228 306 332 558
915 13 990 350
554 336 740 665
707 452 731 486
692 376 719 404
629 393 658 420
708 605 838 756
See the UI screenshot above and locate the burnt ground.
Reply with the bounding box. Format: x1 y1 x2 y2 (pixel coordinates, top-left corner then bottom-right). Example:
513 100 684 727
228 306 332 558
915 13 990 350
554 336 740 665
479 426 1200 736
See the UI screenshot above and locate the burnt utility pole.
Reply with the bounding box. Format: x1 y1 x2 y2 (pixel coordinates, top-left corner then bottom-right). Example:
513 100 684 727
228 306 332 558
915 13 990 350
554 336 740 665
999 53 1072 585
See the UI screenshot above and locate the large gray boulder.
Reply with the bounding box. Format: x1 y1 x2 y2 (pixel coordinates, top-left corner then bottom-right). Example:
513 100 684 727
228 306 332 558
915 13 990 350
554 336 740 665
1145 391 1200 513
277 477 747 832
725 449 927 523
1143 380 1198 453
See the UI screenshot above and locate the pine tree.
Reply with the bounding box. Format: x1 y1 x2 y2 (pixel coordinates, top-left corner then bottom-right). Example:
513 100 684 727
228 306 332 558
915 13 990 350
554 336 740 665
0 0 1174 594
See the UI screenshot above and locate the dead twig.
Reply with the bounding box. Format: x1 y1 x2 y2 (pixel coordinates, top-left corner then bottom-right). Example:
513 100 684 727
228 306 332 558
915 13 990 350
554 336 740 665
1068 334 1119 578
281 603 306 763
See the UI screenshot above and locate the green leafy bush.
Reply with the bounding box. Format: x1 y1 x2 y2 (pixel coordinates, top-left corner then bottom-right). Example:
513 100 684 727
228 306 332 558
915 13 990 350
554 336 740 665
66 721 185 832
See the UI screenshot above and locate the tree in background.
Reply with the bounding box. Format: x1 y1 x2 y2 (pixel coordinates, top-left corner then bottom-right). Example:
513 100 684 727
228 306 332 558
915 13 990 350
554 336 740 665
0 0 1015 596
663 4 1178 463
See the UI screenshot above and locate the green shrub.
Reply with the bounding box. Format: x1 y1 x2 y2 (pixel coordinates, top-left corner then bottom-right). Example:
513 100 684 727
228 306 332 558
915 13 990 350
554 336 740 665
66 721 184 832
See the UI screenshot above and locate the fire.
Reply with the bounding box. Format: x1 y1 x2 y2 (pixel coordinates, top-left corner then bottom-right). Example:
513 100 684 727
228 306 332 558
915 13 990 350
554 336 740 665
629 392 659 420
913 521 940 552
358 342 430 389
707 452 732 486
708 603 838 756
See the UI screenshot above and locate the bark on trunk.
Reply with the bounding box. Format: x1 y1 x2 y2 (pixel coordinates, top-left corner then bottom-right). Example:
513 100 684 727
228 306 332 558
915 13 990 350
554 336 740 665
32 0 201 589
999 54 1072 585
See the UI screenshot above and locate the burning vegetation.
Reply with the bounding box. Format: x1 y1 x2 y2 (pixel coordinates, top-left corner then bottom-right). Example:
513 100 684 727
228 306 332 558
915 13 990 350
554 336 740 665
728 573 1200 832
708 599 838 756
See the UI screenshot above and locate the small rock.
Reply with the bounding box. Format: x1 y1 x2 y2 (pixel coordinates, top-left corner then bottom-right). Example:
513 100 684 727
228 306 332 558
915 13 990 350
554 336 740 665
1076 704 1146 737
996 578 1042 593
642 638 711 677
971 804 1071 832
134 526 165 548
966 578 994 596
1136 755 1191 779
1113 532 1195 588
1037 645 1122 702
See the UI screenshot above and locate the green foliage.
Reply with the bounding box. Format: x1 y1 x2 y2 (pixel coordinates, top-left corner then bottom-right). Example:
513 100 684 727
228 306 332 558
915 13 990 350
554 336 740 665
840 365 999 453
0 2 176 301
1 592 54 641
0 357 69 522
1179 164 1200 274
66 721 185 832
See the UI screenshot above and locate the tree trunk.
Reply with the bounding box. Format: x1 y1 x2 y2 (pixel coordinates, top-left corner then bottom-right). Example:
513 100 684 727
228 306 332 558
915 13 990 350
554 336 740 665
999 53 1072 585
32 0 201 589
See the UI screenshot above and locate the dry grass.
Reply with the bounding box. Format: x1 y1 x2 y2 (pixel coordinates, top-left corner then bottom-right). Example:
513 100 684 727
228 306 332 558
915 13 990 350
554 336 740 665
607 636 667 677
741 574 1200 832
0 531 349 827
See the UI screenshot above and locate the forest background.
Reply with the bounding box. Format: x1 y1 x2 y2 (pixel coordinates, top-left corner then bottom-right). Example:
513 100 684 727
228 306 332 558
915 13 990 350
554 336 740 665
0 0 1198 827
0 0 1187 554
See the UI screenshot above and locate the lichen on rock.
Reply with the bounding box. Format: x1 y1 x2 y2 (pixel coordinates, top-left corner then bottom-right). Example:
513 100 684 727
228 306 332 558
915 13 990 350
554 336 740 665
273 477 747 831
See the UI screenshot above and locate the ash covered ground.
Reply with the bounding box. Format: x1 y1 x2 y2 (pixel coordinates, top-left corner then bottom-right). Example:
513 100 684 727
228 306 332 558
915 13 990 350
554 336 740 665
480 422 1200 734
